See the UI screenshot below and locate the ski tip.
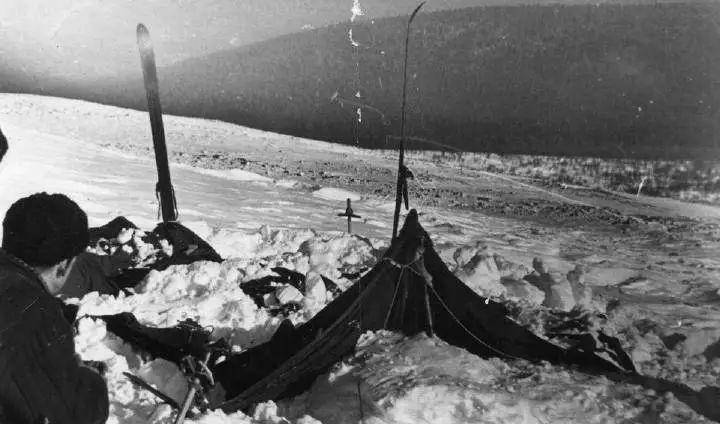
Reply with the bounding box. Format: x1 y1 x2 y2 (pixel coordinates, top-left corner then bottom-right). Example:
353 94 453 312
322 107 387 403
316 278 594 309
137 23 153 50
410 2 425 21
136 23 150 41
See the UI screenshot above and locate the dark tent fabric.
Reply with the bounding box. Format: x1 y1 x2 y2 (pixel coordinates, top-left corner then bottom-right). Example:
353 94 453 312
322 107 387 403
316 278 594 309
214 209 632 413
89 216 139 243
94 312 214 363
85 217 223 293
151 221 223 270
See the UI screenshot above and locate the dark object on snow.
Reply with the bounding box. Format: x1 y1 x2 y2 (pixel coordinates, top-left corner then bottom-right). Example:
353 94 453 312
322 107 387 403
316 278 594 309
241 267 307 308
95 312 213 364
0 250 109 424
88 216 138 244
78 217 223 296
137 23 178 223
321 275 342 296
151 221 223 270
0 126 7 164
214 210 633 413
270 267 306 291
213 320 301 399
337 198 361 233
124 372 182 410
544 309 637 374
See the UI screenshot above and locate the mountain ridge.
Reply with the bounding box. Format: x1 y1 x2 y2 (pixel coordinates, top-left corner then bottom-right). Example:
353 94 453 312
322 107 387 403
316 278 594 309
8 2 720 159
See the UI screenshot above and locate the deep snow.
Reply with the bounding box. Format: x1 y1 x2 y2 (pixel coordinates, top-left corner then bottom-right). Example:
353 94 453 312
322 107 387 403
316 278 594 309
1 95 720 423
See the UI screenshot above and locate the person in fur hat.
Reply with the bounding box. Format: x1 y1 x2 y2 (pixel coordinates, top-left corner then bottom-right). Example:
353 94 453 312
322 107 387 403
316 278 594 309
0 192 108 424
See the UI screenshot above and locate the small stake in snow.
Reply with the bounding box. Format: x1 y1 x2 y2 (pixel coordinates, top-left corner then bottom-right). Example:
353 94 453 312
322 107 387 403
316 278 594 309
137 23 178 223
124 372 181 410
392 2 424 241
338 198 361 233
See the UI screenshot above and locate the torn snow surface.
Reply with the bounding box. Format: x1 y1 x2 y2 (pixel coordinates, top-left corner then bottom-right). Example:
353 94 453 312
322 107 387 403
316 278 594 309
2 97 720 422
281 331 713 424
71 226 384 423
69 224 720 424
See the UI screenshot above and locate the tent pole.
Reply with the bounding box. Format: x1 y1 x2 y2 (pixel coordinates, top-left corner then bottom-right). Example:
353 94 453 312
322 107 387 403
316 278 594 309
423 281 434 337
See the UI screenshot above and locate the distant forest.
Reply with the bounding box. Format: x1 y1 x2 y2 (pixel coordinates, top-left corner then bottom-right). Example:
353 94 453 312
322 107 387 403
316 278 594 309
48 3 720 158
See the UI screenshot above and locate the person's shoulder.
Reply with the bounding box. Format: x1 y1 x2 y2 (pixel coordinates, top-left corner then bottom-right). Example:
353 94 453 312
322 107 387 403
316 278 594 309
0 281 51 318
0 252 40 289
0 267 57 325
0 264 42 302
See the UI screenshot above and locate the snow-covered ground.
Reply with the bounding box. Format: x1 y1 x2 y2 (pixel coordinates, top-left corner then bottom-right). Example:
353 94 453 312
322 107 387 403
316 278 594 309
2 95 720 423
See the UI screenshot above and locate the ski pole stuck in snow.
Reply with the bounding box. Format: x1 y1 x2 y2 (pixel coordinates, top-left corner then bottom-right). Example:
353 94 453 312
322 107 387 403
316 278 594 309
337 198 361 233
137 23 179 223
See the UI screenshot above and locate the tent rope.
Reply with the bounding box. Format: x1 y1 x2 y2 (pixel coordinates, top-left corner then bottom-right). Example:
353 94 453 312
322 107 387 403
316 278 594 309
382 256 422 269
383 254 523 361
356 380 365 423
382 268 406 328
425 282 524 361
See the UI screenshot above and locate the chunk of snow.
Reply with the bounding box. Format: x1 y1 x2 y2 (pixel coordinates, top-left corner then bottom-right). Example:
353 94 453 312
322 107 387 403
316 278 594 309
304 272 327 304
526 258 576 311
276 285 304 305
454 253 505 298
116 227 134 244
502 278 545 305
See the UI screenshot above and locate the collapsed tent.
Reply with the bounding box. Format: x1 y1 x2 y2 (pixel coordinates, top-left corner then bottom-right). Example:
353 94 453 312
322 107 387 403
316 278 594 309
80 210 635 410
212 209 634 412
80 211 720 422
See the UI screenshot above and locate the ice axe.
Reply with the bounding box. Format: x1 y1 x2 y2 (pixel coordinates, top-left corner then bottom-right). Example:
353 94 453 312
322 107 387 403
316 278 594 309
338 198 361 234
174 352 213 424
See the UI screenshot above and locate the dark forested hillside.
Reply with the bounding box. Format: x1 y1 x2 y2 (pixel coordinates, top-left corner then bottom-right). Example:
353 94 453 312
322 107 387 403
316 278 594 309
69 3 720 158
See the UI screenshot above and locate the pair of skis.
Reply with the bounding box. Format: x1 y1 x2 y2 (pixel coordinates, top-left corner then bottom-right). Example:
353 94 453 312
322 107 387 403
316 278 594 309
130 1 426 417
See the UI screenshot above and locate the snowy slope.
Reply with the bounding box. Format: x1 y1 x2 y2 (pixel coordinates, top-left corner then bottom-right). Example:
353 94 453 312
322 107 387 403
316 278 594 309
0 123 393 238
1 95 720 423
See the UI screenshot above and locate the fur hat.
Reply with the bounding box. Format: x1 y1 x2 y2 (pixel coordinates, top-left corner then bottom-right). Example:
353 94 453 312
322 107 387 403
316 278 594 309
2 193 89 267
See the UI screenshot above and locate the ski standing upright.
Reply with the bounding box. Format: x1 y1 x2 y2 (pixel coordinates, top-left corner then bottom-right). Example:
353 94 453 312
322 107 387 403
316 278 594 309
137 23 179 223
392 2 425 241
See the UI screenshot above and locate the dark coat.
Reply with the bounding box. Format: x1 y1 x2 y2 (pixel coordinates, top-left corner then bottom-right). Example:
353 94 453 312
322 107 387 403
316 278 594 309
59 252 127 299
0 250 109 424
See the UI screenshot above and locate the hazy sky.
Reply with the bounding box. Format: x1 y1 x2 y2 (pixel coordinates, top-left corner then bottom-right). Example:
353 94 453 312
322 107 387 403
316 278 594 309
0 0 501 80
